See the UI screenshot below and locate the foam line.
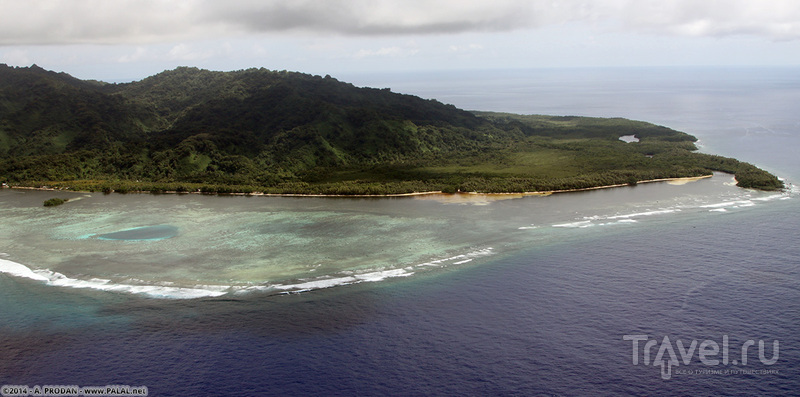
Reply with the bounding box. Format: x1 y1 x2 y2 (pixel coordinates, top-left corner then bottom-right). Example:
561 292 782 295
606 209 679 219
0 247 495 298
553 221 593 228
0 259 50 282
700 200 755 209
0 258 228 299
416 248 494 267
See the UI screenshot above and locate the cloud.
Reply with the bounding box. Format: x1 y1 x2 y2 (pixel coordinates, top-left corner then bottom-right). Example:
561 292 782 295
117 47 148 63
0 0 536 44
354 43 420 59
448 44 484 53
0 49 31 65
615 0 800 40
0 0 206 44
168 43 216 61
1 0 799 45
206 0 537 35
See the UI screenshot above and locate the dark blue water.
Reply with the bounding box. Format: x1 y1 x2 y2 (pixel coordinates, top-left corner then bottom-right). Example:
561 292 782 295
2 67 799 396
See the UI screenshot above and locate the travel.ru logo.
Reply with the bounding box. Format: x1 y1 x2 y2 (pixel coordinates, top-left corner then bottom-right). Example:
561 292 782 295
623 335 779 380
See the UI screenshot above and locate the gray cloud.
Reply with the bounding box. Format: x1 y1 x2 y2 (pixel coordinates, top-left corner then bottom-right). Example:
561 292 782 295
200 0 539 35
616 0 800 40
1 0 799 45
0 0 205 44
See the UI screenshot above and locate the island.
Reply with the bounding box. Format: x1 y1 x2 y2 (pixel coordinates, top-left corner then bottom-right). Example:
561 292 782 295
42 197 68 207
0 64 784 195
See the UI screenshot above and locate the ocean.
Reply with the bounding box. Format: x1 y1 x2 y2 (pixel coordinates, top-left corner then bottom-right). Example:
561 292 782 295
1 67 799 396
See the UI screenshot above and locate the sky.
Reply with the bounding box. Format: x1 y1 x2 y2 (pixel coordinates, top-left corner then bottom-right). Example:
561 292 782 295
1 0 800 82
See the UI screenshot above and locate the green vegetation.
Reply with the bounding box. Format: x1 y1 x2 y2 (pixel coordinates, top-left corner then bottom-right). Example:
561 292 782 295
0 64 784 195
43 197 68 207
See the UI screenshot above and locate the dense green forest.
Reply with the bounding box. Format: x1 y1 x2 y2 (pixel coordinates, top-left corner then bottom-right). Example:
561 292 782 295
0 64 783 195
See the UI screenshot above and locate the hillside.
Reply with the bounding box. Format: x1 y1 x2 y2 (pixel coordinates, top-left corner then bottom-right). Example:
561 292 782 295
0 64 784 194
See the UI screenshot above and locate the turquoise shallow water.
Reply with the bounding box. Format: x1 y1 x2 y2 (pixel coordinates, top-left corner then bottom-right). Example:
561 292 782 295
0 172 792 299
95 225 179 241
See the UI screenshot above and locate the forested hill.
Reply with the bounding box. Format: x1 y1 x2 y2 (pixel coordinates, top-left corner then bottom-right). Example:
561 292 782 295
0 64 784 194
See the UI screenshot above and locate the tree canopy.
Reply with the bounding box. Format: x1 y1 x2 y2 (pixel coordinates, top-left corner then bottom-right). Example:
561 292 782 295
0 64 783 194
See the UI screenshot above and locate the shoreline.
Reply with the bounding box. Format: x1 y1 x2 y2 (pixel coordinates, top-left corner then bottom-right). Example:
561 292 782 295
2 175 715 200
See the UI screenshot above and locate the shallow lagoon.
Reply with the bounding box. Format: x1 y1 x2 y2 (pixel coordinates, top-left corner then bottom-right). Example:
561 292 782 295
95 225 180 241
0 172 792 299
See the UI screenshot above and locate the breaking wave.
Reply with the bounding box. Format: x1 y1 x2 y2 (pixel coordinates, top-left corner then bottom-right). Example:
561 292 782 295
0 258 228 299
545 185 794 229
0 247 495 299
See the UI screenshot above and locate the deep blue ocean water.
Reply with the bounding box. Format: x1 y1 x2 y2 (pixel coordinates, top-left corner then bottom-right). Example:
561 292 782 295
2 67 799 396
